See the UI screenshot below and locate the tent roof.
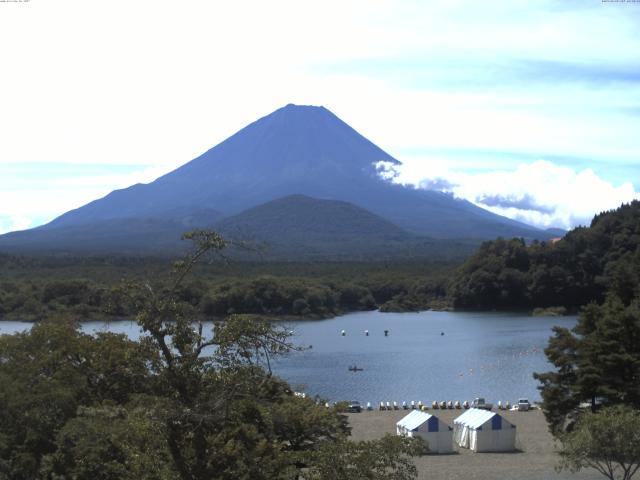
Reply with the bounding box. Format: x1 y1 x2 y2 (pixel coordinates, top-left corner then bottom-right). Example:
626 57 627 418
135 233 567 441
454 408 500 429
397 410 433 431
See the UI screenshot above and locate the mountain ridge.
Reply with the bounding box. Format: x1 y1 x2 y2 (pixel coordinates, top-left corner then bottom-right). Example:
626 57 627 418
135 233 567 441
0 104 554 255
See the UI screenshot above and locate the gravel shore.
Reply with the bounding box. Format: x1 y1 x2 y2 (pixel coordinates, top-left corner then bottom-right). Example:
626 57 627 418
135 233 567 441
347 408 602 480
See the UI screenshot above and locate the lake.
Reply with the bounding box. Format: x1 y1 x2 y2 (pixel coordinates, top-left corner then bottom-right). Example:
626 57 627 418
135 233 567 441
0 310 575 406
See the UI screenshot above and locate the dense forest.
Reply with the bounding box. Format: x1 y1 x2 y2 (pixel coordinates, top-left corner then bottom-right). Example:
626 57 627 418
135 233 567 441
0 255 454 321
448 201 640 311
1 201 638 322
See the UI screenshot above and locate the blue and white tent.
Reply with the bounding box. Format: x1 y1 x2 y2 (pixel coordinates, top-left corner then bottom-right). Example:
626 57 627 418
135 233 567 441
453 408 516 452
396 410 453 453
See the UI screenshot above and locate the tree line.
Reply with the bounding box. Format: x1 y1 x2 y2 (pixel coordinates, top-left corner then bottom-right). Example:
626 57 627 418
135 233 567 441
2 201 639 323
0 261 453 322
449 201 640 310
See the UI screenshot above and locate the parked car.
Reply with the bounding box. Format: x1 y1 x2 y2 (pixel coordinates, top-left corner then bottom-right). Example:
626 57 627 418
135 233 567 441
517 398 531 411
471 397 493 410
347 401 362 413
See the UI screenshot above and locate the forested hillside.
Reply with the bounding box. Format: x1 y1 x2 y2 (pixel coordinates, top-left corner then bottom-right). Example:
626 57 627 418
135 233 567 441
0 255 454 321
3 201 637 321
449 201 640 310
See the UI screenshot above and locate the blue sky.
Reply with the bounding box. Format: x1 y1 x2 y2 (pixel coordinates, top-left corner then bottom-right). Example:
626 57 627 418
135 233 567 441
0 0 639 234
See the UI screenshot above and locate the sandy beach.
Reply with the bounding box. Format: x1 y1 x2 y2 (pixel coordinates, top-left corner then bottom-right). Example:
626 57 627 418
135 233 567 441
347 408 603 480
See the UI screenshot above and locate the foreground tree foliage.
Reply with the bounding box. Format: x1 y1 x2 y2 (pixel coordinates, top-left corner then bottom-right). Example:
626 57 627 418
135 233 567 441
534 295 640 434
0 231 422 480
0 317 153 480
308 435 425 480
557 405 640 480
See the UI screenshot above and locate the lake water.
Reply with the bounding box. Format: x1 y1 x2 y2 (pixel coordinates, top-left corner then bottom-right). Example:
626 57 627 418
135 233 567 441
0 310 575 406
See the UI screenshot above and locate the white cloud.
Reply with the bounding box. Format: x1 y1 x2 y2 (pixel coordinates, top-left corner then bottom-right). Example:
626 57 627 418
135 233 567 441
393 159 640 229
0 215 33 235
0 165 170 234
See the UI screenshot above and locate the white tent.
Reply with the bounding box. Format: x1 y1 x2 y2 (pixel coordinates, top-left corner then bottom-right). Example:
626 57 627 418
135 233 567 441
396 410 453 454
453 408 516 452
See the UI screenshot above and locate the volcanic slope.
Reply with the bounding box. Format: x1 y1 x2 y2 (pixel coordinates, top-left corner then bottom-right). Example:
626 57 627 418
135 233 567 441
0 104 552 254
213 194 474 259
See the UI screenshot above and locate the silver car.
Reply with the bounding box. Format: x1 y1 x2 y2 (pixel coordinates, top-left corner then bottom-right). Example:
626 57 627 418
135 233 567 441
517 398 531 411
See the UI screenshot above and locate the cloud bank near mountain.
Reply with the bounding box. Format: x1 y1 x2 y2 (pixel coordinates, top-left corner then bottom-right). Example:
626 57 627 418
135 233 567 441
391 159 640 230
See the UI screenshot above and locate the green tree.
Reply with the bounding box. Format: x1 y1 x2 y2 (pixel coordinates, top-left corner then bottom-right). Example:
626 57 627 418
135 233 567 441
534 296 640 434
0 316 152 480
448 237 531 309
41 404 175 480
308 434 424 480
557 405 640 480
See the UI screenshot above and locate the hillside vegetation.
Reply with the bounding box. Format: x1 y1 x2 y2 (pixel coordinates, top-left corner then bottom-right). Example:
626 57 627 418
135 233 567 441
0 256 454 321
449 201 640 310
2 202 638 322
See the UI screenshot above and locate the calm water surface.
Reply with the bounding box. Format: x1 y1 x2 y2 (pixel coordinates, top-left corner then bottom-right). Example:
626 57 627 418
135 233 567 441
0 311 575 405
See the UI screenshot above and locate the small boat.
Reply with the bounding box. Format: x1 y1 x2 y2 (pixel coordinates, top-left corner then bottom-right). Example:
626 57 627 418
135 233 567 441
348 365 363 372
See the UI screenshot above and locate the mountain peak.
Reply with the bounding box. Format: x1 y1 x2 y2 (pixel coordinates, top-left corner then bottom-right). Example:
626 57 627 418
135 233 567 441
0 104 553 253
265 103 337 125
282 103 324 110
